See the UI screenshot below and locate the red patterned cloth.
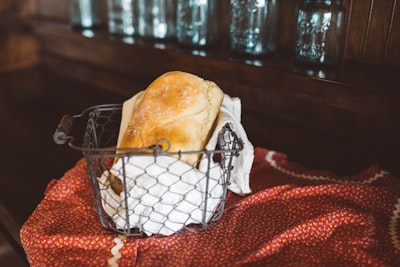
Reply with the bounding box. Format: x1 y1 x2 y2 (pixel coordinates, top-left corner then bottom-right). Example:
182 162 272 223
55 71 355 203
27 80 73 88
21 148 400 266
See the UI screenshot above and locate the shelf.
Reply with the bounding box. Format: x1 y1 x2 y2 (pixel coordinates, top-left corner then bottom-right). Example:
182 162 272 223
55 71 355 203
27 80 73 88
34 23 399 115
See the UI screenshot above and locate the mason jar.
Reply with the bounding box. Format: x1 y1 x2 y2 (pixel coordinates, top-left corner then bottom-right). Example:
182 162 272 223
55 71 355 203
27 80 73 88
69 0 102 29
230 0 279 55
136 0 177 40
108 0 135 35
295 0 345 65
176 0 218 47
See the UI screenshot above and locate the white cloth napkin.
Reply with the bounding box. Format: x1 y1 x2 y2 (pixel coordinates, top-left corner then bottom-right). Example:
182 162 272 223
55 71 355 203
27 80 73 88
98 93 254 236
208 95 254 195
98 155 224 236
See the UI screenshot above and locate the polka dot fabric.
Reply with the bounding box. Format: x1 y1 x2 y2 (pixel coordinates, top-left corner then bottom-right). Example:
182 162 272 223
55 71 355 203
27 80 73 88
21 148 400 266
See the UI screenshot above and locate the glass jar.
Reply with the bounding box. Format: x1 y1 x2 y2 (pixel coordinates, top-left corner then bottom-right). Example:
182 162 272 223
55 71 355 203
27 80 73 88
295 0 345 65
176 0 218 47
108 0 135 35
230 0 279 55
69 0 102 29
136 0 177 40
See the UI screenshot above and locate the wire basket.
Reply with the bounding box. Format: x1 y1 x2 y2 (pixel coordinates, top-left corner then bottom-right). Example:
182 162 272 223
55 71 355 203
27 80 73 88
54 104 243 236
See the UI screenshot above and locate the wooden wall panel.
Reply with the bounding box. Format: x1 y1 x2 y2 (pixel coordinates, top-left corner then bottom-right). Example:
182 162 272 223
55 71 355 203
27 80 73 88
0 0 38 72
0 34 39 72
277 0 297 53
334 0 400 65
342 0 371 63
364 0 396 64
36 0 108 23
384 0 400 65
0 0 36 17
36 0 69 21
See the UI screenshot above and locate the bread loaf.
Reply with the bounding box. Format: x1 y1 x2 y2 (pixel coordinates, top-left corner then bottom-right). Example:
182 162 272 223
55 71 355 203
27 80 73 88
110 71 224 194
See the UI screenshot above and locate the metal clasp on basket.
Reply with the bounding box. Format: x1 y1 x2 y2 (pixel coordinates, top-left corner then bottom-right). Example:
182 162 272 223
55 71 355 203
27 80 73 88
53 114 74 145
148 138 171 155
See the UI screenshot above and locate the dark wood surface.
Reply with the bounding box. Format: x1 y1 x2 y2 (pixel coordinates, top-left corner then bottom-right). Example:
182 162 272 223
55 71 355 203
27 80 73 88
0 67 125 260
0 0 38 72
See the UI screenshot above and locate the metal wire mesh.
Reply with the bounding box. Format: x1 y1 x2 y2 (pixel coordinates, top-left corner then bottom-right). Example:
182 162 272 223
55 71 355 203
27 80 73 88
56 104 243 236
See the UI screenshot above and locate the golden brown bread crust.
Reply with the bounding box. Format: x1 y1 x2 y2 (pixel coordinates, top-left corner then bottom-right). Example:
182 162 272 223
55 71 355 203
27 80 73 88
110 71 224 194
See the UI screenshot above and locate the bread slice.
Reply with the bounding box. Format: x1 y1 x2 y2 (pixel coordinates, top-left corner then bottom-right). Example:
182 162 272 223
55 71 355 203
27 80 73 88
110 71 224 194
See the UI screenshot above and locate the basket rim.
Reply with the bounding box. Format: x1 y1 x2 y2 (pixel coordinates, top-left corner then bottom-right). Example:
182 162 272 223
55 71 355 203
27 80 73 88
59 103 243 155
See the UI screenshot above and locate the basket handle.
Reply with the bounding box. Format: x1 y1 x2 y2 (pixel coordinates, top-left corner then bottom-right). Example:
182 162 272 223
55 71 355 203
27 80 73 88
53 114 74 145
